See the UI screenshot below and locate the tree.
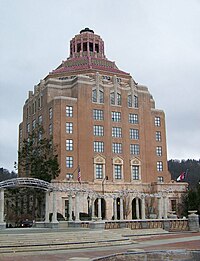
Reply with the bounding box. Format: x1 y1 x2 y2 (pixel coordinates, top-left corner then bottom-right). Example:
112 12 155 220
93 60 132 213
18 126 60 182
0 168 17 181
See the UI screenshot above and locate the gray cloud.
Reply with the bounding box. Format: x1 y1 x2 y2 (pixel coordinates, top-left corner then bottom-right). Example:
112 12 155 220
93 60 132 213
0 0 200 171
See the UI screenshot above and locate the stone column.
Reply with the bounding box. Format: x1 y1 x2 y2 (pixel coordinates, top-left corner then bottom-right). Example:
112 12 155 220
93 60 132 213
52 190 58 223
141 197 146 219
0 189 4 223
120 197 124 220
68 194 73 221
98 198 102 220
158 196 163 219
75 193 80 221
113 198 117 220
45 191 49 223
163 196 168 219
91 198 95 220
136 198 140 219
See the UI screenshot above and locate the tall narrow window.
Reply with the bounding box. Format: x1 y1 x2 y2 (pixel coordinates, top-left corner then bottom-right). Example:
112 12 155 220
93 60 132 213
114 165 122 179
132 166 140 180
110 92 115 105
156 131 161 141
38 115 42 125
66 139 73 151
117 93 121 105
49 124 52 135
66 106 73 117
134 95 138 108
96 164 103 179
155 116 161 126
66 156 73 168
92 89 97 102
157 161 163 171
156 146 162 156
99 90 104 103
128 95 132 107
49 108 53 119
66 122 73 134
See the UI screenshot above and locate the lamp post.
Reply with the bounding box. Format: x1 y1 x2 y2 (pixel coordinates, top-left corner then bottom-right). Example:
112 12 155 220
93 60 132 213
87 195 90 220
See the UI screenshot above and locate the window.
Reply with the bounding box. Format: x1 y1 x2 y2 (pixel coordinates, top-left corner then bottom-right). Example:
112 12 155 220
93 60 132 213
49 124 52 135
38 131 42 141
94 141 104 152
38 115 42 125
156 131 161 141
112 127 122 138
92 90 97 102
27 123 30 133
171 200 177 211
117 93 121 105
110 92 115 105
129 114 138 124
112 143 122 154
66 106 73 117
66 156 73 168
93 109 104 120
96 164 103 179
156 146 162 156
32 120 36 130
48 107 52 120
130 129 139 140
157 161 163 171
132 166 139 180
127 95 132 107
155 116 161 126
111 111 121 122
66 139 73 151
130 144 140 155
66 122 73 134
134 95 138 108
94 125 104 136
158 176 164 182
114 165 122 179
99 90 104 103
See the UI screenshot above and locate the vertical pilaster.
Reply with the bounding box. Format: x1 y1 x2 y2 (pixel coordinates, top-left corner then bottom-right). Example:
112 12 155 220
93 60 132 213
45 191 49 223
0 189 4 223
75 193 80 221
120 197 124 220
136 198 140 219
113 198 117 220
98 198 102 220
52 190 58 223
163 196 168 219
91 198 95 220
141 197 146 219
158 196 163 219
68 194 73 221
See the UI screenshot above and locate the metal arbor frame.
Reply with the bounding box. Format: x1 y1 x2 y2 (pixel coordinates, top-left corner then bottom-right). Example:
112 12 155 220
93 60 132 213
0 178 53 191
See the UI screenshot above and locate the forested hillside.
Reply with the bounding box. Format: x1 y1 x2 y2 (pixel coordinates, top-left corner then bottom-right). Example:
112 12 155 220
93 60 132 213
168 159 200 188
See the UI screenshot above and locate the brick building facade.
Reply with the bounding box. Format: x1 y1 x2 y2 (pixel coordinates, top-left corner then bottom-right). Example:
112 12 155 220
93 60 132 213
19 28 187 221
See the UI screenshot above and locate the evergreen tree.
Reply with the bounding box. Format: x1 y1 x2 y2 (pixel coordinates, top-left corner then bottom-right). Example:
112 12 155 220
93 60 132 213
18 126 60 182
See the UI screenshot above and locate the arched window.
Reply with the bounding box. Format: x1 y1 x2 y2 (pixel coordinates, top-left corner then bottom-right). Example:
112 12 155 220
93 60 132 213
92 89 97 102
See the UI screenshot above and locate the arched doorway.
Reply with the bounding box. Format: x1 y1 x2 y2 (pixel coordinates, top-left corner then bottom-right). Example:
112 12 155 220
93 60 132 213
94 198 106 219
132 197 142 219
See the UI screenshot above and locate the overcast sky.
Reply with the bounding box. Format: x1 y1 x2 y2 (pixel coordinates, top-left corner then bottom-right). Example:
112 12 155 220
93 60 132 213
0 0 200 171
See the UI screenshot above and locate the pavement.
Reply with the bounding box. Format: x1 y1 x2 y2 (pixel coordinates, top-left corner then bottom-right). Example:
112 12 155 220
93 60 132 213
0 228 199 260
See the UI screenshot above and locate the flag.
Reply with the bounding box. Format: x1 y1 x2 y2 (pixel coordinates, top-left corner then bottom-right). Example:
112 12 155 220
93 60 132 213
77 166 81 184
177 169 189 181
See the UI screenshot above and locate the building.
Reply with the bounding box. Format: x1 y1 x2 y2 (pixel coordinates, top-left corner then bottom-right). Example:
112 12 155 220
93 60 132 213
19 28 187 221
